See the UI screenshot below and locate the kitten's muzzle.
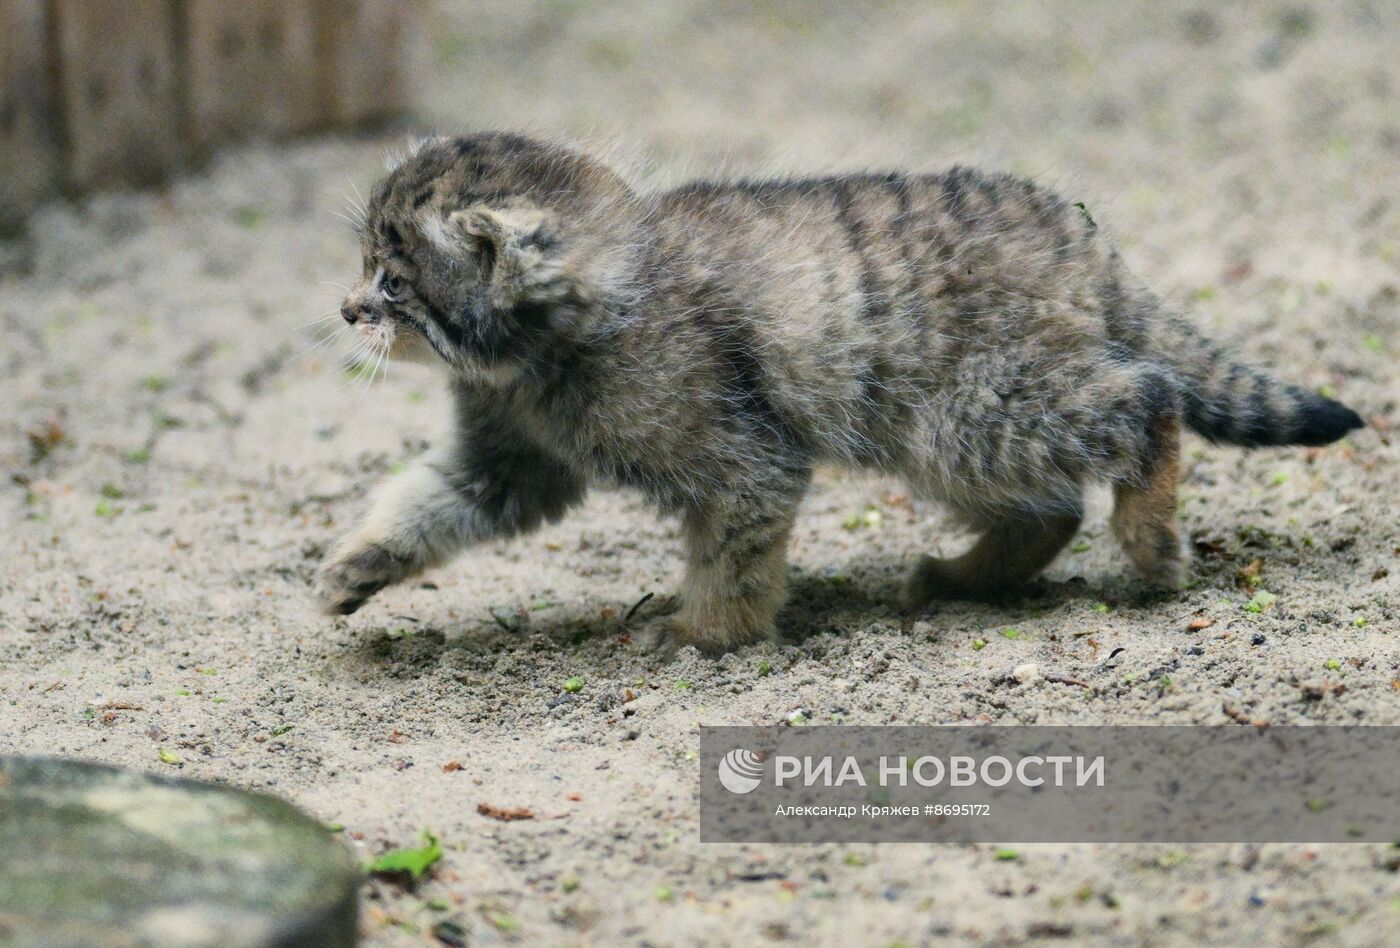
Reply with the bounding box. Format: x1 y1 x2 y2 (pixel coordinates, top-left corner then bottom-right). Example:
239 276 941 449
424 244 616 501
341 285 384 327
341 300 382 326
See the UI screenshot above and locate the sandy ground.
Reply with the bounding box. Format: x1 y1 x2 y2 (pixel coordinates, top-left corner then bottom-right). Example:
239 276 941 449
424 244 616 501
3 0 1399 944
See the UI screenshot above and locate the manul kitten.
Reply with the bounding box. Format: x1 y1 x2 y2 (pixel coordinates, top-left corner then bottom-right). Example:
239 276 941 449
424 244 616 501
316 133 1364 654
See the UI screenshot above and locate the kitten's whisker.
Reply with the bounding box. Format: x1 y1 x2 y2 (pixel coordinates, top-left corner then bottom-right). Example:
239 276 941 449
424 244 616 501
300 321 346 348
338 187 365 215
338 338 369 367
293 311 344 330
336 337 378 386
306 329 346 354
351 348 384 406
346 177 368 217
297 328 349 361
328 209 363 232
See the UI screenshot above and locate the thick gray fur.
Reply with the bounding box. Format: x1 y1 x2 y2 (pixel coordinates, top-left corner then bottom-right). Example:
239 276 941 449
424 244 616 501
316 133 1364 653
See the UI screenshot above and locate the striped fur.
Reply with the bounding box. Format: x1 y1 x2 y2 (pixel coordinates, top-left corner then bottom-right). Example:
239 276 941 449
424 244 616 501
317 133 1365 653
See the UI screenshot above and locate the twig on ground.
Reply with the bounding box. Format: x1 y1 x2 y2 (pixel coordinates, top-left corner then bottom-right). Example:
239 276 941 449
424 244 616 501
624 591 655 625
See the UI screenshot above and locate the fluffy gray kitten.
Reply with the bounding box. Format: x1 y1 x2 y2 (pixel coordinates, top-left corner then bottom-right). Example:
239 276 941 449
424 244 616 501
316 132 1363 654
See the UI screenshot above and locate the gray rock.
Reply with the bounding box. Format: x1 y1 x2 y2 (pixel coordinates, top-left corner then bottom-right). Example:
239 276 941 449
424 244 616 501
0 756 358 947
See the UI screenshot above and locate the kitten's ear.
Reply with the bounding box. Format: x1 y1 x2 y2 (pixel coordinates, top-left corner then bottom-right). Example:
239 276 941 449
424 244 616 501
452 205 553 248
432 204 563 304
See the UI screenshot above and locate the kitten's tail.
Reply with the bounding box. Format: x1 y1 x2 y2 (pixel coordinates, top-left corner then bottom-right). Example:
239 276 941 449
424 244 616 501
1150 314 1364 447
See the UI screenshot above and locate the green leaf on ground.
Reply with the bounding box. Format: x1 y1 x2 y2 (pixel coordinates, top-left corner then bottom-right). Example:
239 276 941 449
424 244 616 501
487 911 519 932
1243 590 1277 613
366 829 443 880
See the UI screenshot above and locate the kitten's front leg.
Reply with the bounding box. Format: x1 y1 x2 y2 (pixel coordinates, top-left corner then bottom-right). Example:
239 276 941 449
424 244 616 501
317 441 584 615
316 458 478 614
661 491 803 656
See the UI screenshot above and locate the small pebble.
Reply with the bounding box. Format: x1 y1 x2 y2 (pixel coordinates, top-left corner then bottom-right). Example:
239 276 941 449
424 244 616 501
1251 634 1266 646
1012 663 1041 684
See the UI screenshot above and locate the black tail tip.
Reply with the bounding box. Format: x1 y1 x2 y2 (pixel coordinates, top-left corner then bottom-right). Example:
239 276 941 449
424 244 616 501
1293 395 1366 446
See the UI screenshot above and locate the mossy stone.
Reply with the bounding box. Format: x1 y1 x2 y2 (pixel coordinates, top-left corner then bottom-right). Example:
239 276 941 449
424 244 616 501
0 756 358 947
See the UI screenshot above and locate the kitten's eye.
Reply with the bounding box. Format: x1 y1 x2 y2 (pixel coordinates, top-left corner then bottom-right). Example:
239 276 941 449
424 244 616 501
381 273 405 302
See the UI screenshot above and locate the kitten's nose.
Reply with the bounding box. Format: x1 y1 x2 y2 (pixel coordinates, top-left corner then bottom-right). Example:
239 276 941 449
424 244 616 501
340 303 359 325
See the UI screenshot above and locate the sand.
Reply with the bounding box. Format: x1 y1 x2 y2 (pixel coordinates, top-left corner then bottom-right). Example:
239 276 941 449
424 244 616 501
2 0 1398 943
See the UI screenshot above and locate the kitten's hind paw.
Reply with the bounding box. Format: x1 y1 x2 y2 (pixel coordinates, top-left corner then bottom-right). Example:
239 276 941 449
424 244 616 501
901 555 1004 607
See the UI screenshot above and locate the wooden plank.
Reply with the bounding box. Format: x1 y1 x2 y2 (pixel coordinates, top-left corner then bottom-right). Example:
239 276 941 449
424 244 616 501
184 0 322 149
317 0 414 126
51 0 183 190
0 0 59 232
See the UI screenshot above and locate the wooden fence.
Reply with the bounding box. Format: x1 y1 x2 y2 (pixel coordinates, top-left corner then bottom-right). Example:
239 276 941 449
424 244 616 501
0 0 414 233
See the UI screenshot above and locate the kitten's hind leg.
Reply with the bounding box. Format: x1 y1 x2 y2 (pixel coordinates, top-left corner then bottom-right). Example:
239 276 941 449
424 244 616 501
1111 413 1184 589
902 506 1083 607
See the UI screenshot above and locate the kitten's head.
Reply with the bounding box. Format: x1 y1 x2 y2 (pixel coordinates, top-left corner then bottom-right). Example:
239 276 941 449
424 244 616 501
338 133 644 383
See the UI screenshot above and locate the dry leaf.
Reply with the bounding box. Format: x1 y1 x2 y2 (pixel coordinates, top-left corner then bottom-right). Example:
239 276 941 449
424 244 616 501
477 803 535 822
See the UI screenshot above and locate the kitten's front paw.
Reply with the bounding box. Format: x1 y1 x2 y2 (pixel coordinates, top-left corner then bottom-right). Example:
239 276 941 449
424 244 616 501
315 542 410 616
634 617 687 661
637 610 775 659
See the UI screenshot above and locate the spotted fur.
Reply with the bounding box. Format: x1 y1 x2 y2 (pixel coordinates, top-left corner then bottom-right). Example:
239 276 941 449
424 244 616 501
317 133 1365 653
